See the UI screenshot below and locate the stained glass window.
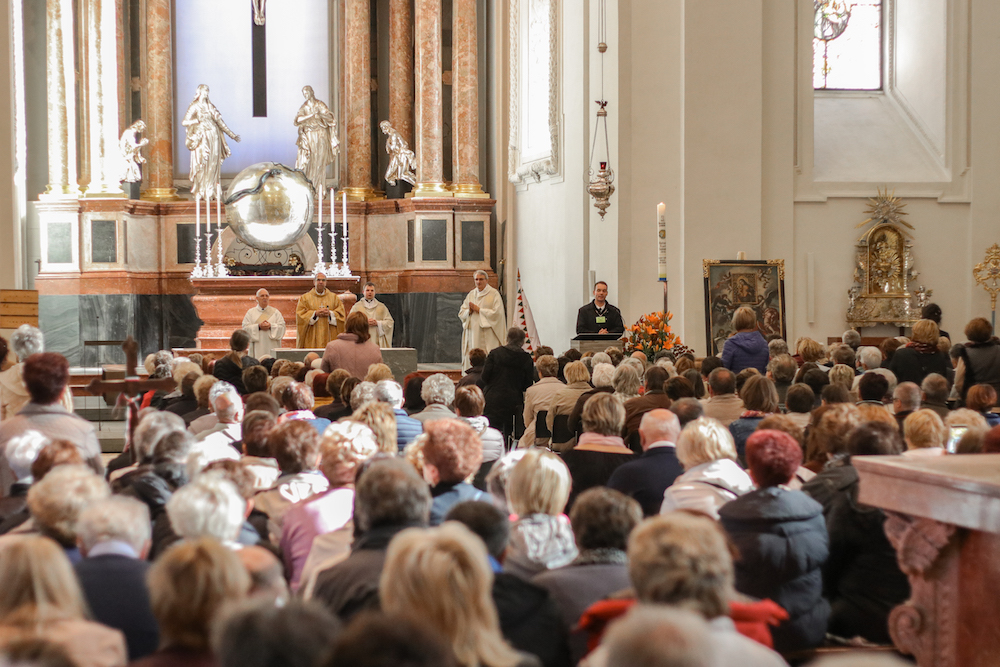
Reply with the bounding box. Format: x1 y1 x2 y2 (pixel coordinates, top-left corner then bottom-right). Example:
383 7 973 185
814 1 883 90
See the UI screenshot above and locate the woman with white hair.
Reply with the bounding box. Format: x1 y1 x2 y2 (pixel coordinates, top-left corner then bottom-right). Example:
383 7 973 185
660 417 755 519
459 270 507 372
164 472 247 548
411 373 457 424
0 430 48 522
0 324 73 420
380 522 539 667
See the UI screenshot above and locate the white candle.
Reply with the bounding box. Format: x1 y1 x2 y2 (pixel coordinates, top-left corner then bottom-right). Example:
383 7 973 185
194 194 201 272
216 184 223 272
342 191 348 268
657 202 667 282
316 186 324 270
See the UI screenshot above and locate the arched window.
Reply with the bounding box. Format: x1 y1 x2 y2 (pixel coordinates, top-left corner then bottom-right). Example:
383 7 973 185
813 0 883 90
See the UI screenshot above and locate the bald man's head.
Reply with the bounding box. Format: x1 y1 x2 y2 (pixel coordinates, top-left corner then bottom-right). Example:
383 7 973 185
638 409 681 451
237 545 288 603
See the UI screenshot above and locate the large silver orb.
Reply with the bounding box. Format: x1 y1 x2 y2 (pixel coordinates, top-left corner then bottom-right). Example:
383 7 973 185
224 162 314 251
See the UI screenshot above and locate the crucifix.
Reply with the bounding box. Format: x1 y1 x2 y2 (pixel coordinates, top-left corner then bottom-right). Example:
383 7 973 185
251 0 267 116
85 337 178 457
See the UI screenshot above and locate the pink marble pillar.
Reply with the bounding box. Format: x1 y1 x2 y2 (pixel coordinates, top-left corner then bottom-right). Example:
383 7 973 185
343 0 381 200
452 0 487 197
388 0 414 147
412 0 451 196
141 0 179 201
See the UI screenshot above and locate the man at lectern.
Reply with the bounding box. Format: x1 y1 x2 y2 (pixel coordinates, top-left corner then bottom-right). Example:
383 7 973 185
576 281 625 335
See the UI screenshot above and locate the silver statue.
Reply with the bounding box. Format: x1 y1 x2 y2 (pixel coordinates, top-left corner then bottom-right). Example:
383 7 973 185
294 86 339 194
252 0 266 25
182 84 241 200
119 120 147 183
913 285 933 310
379 120 416 186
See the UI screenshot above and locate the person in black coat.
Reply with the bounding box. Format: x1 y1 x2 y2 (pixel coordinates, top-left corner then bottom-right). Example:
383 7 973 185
605 408 684 516
446 501 571 667
887 320 951 387
213 329 262 395
75 496 160 661
458 347 487 388
575 281 625 334
802 421 910 644
718 429 830 654
481 328 535 443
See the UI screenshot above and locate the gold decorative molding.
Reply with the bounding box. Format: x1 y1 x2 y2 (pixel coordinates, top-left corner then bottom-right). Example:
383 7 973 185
973 243 1000 313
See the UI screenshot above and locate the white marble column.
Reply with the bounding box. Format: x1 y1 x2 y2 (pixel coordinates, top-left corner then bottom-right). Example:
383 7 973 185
412 0 451 196
83 0 123 196
44 0 78 198
452 0 487 197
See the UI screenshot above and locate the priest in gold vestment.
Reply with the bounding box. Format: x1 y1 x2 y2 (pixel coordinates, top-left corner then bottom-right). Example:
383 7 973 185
295 273 346 348
458 270 507 370
349 282 394 348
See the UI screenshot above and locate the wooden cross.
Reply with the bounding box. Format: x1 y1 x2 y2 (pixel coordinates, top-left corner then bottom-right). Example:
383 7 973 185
85 336 178 450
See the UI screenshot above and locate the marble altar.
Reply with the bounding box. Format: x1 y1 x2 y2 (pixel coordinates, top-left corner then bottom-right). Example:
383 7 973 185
855 454 1000 667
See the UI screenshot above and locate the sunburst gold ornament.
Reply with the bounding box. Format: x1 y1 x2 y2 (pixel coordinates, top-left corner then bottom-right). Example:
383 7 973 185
973 243 1000 326
856 188 913 238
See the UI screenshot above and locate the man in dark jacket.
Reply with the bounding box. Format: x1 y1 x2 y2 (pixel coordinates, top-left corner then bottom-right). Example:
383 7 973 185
719 429 829 654
801 422 909 644
606 409 683 516
482 328 535 443
312 459 431 622
75 496 160 661
576 281 625 335
446 501 571 667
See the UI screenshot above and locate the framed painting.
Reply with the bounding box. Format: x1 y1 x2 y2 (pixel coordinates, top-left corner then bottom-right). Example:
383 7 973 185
703 259 786 356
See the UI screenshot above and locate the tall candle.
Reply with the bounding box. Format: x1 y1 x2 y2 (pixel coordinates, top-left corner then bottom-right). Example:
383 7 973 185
657 202 667 282
194 194 201 273
217 184 223 273
342 191 348 267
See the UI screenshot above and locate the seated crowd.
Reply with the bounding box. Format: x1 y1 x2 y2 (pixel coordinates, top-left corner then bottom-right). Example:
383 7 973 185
0 303 995 667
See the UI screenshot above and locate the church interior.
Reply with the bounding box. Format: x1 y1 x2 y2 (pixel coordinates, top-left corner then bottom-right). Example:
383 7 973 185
0 1 998 665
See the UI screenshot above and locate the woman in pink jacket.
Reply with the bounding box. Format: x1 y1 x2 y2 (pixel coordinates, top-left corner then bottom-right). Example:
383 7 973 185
320 311 384 379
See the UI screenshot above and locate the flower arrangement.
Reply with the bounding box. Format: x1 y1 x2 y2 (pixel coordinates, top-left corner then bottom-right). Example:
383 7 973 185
623 311 691 360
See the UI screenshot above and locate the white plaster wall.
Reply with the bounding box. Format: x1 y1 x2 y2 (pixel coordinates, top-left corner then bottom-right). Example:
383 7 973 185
512 1 590 353
515 0 1000 358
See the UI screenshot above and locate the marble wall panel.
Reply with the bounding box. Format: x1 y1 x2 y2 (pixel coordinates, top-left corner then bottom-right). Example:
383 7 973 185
380 292 464 363
39 295 81 365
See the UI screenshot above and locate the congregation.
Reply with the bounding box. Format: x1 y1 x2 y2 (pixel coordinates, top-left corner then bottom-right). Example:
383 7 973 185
0 300 996 667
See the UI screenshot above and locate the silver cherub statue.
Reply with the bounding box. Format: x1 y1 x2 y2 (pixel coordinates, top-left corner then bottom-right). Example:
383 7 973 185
913 285 933 310
119 120 148 183
379 120 416 186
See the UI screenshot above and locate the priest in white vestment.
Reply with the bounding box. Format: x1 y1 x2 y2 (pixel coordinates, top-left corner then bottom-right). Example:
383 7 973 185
459 270 507 370
242 288 287 358
349 282 395 348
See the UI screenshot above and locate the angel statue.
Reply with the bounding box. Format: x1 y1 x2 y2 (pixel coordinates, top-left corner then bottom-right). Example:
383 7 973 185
380 121 416 186
182 84 240 200
294 86 339 194
913 285 933 310
119 120 148 183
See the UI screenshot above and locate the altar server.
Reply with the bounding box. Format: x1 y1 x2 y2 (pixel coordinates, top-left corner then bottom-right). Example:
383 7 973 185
242 289 287 358
349 282 395 349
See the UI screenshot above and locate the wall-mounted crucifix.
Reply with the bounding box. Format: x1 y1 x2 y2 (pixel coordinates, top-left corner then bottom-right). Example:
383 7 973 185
252 0 267 116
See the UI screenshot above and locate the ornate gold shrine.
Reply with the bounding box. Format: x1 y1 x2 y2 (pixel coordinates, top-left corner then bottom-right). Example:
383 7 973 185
846 190 930 328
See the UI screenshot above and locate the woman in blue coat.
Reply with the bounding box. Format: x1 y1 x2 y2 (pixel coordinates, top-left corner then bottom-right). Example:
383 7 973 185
719 429 830 654
721 306 770 374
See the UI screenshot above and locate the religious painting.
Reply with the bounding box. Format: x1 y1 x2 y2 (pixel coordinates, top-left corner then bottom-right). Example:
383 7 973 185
703 259 786 356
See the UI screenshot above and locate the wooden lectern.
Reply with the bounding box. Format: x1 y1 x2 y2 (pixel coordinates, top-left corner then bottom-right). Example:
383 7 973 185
855 454 1000 667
